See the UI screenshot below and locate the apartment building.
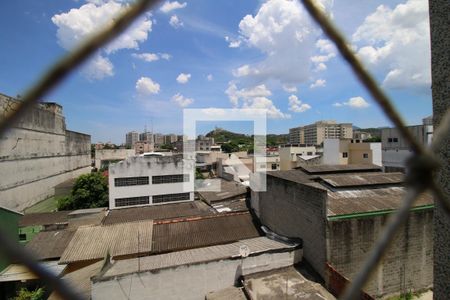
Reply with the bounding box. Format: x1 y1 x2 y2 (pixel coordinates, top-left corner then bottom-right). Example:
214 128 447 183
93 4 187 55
139 131 154 143
322 139 381 166
279 144 319 170
164 134 178 145
125 131 139 147
108 155 195 209
289 120 353 145
196 135 215 151
381 116 433 172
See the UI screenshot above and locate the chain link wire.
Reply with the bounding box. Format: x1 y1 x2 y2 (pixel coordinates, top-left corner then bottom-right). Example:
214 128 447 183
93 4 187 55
0 0 448 299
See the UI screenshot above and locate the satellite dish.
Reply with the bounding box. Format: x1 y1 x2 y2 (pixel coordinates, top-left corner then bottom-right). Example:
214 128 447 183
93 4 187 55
239 245 250 258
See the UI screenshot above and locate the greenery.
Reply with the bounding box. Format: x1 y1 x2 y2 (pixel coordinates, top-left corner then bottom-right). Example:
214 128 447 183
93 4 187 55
57 172 108 210
12 288 45 300
195 169 205 180
363 136 382 142
160 143 174 150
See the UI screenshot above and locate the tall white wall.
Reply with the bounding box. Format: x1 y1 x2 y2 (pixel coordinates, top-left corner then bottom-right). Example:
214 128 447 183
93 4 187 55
323 139 340 165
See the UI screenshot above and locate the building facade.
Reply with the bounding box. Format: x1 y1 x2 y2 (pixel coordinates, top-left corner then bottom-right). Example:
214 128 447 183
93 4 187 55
322 139 381 166
139 132 154 143
108 155 195 209
125 131 139 148
0 93 91 211
279 145 318 170
289 120 353 145
381 116 433 172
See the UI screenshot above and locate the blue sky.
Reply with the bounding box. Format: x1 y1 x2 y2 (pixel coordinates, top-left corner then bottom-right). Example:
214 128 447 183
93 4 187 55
0 0 432 143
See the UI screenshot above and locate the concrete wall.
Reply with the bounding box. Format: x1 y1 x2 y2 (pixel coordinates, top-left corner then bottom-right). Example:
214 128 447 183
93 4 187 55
92 250 301 300
382 149 412 171
0 94 91 211
326 209 433 297
108 156 195 209
94 149 135 169
253 176 328 278
279 146 317 170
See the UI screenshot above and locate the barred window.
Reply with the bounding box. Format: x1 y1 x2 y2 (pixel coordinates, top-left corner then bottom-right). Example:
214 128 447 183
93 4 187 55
152 174 190 184
114 176 149 187
152 192 190 204
115 196 149 207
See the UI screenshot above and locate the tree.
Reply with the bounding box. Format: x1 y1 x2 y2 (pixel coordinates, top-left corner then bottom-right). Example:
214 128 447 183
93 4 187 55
13 288 45 300
57 172 108 210
221 142 239 153
363 136 381 142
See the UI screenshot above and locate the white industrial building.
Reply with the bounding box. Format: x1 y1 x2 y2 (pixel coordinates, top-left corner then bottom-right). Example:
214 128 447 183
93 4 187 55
108 155 195 209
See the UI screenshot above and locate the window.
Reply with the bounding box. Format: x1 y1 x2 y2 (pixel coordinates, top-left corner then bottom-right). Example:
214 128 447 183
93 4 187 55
114 176 149 187
307 152 313 155
388 138 393 143
343 152 348 158
19 234 26 241
152 174 190 184
115 196 149 207
393 138 398 142
363 153 369 158
152 192 190 204
271 164 277 170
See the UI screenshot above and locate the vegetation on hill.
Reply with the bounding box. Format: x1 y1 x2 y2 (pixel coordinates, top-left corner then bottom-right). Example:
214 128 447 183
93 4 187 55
57 172 108 210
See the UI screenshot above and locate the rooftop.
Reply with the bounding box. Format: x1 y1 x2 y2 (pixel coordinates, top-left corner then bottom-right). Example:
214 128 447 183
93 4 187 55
19 211 70 227
319 172 404 188
95 237 296 280
26 230 75 260
297 164 382 174
60 220 153 264
102 200 213 225
0 261 65 283
151 212 261 254
197 179 247 203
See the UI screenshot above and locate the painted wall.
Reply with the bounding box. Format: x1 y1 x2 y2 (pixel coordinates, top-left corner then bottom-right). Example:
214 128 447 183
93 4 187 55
0 94 91 211
92 250 301 300
327 209 433 297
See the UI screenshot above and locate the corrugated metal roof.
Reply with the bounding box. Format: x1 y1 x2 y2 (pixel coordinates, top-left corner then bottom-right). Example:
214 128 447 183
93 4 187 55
320 173 404 188
25 230 75 260
48 260 103 300
19 211 70 227
151 213 261 254
327 188 433 216
102 201 213 225
98 237 295 279
198 179 247 203
60 221 153 264
298 164 382 174
267 170 313 184
0 261 65 282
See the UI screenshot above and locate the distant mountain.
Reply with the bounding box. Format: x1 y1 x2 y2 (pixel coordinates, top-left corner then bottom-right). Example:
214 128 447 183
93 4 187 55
205 128 288 146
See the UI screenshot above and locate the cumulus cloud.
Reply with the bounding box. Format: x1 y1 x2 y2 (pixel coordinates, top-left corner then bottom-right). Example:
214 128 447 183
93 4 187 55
225 82 289 119
207 74 213 81
352 0 431 90
334 96 370 108
52 1 152 80
282 85 298 93
288 95 311 113
225 36 241 48
233 0 334 85
160 1 187 14
176 73 191 84
169 15 183 28
82 55 114 80
136 77 160 95
310 79 326 89
172 93 193 107
132 52 171 62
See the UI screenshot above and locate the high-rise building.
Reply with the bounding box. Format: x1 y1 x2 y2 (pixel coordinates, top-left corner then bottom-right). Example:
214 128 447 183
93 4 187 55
153 133 164 145
139 132 154 143
289 120 353 145
125 131 139 147
164 134 177 145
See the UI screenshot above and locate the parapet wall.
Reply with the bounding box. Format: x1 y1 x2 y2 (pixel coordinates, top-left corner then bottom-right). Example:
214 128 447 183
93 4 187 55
0 94 91 211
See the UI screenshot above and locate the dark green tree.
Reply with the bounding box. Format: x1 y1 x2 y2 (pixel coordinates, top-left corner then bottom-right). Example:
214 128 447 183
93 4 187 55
13 288 45 300
57 172 108 210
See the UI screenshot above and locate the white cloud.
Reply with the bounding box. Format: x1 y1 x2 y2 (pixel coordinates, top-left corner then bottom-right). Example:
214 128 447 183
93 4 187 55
310 79 326 89
288 95 311 113
282 85 298 93
225 82 288 119
176 73 191 84
352 0 431 90
225 36 241 48
136 77 160 95
82 55 114 80
169 15 183 28
160 1 187 14
233 0 334 85
207 74 213 81
172 93 193 107
334 96 370 108
132 52 171 62
52 1 152 80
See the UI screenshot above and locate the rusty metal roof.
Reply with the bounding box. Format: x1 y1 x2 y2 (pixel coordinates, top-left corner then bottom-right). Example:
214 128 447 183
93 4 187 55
267 170 313 184
320 173 404 188
102 200 213 225
151 213 261 253
60 220 153 264
25 230 75 260
198 179 247 203
97 237 294 280
19 211 70 227
298 164 382 174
